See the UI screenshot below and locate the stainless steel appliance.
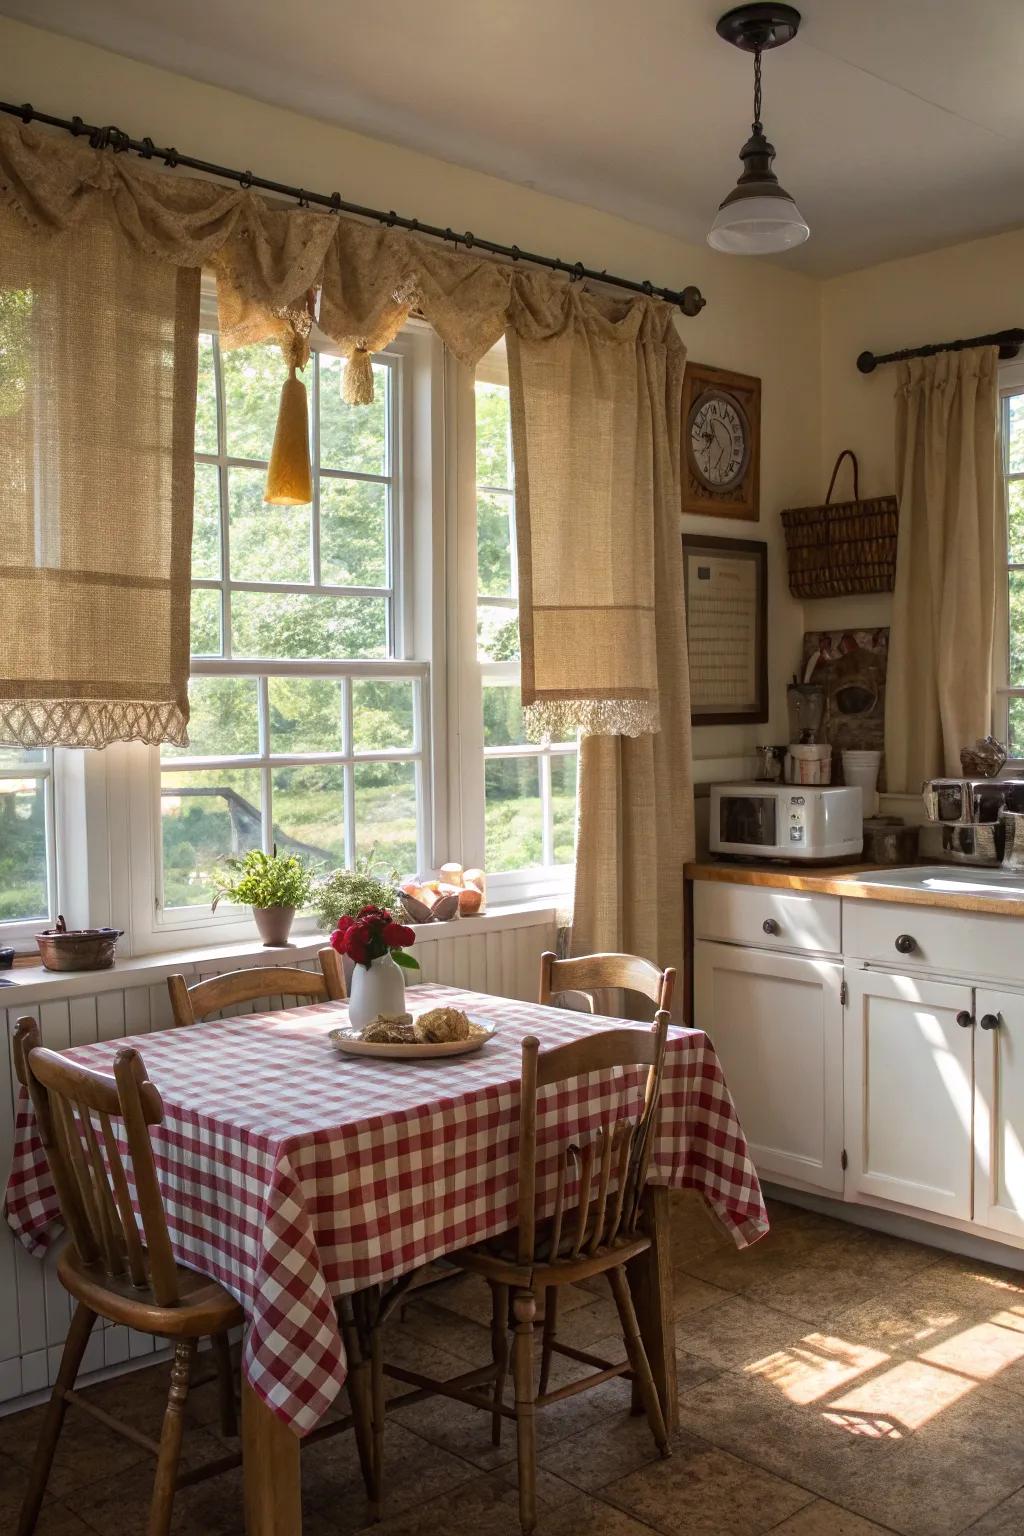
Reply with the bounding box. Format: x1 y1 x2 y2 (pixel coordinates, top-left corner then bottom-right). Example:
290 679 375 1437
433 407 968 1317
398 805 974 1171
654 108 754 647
921 777 1024 868
710 783 863 861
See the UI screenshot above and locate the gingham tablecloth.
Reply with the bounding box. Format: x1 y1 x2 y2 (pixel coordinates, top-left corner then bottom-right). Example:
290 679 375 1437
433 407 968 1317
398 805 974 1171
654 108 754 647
5 983 766 1433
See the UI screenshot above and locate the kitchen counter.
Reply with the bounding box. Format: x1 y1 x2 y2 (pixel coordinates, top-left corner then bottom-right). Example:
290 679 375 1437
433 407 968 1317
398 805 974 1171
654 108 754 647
686 859 1024 918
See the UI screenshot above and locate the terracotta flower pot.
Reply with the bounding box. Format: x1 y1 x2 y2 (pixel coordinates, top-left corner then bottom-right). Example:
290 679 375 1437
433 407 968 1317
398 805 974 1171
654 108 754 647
253 906 296 947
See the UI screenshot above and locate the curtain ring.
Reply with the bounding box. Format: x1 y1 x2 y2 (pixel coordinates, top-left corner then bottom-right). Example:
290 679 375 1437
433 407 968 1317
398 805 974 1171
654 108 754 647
18 103 33 124
139 136 155 159
570 261 585 283
330 192 342 212
642 280 654 296
240 170 254 189
386 209 398 227
70 116 84 137
165 147 179 168
510 245 521 261
464 231 475 249
296 189 309 208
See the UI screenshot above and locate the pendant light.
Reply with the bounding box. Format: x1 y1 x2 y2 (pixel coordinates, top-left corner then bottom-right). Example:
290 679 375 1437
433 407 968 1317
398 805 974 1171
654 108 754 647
708 4 809 256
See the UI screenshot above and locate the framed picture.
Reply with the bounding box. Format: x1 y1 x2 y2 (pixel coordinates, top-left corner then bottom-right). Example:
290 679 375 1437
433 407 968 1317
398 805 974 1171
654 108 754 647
682 534 768 725
682 361 761 520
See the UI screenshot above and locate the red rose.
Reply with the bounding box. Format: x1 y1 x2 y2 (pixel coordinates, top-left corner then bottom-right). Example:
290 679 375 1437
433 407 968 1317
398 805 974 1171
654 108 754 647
358 904 386 921
346 930 369 965
381 921 415 949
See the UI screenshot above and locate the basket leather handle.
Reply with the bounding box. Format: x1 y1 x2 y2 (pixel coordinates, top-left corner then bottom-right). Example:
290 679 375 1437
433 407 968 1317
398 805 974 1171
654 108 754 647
825 449 859 504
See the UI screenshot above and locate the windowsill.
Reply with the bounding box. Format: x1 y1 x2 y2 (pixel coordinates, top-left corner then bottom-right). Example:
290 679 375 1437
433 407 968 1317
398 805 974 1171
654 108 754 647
0 900 562 1008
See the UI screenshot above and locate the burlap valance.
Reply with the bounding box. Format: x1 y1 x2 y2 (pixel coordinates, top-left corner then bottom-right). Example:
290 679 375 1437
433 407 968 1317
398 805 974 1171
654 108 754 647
0 116 685 745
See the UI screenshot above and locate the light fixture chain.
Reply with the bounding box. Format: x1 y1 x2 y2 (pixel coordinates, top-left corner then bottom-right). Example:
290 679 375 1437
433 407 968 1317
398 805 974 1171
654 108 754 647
753 45 763 129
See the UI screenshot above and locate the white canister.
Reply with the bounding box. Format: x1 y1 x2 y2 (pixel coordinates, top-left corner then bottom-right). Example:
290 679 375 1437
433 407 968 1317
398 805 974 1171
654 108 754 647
842 750 882 818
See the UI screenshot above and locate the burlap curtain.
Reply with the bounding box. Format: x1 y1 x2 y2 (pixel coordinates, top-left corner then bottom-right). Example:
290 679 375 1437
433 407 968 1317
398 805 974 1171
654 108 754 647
885 348 1001 790
502 285 693 983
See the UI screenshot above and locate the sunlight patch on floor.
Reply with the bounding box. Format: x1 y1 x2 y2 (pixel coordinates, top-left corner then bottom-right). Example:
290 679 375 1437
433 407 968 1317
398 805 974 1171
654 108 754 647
824 1359 976 1433
746 1334 888 1405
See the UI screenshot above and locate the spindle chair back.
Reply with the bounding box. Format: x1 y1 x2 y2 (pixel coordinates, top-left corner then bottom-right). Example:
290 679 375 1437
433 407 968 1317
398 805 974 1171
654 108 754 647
539 950 675 1021
167 945 345 1027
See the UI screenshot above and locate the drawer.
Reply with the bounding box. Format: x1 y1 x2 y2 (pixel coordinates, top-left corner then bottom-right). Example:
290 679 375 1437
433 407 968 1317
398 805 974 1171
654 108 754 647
843 900 1024 985
693 881 841 955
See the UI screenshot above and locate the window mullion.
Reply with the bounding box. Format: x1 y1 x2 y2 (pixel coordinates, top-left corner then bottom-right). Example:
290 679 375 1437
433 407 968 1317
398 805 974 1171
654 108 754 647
311 351 322 587
540 751 553 867
342 677 356 867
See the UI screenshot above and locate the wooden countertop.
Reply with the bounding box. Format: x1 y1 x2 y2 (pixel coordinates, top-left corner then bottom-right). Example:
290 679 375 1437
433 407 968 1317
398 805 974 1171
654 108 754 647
685 860 1024 918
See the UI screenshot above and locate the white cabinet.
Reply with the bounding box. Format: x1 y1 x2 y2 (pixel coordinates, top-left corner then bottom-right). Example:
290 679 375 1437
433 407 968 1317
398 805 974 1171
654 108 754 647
974 988 1024 1240
694 939 845 1194
844 970 975 1221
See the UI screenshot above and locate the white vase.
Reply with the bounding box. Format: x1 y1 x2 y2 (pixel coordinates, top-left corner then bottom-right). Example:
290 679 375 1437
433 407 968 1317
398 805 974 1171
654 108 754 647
347 953 407 1029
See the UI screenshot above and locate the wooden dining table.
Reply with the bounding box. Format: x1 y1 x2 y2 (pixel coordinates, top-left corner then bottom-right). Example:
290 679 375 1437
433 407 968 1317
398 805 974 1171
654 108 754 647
6 982 768 1535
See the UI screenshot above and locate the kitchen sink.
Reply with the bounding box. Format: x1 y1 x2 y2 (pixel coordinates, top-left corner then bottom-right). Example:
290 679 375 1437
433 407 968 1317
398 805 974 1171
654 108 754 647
850 864 1024 900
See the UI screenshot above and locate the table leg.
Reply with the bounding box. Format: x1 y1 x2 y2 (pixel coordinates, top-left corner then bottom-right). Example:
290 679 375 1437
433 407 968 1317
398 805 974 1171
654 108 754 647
242 1378 302 1536
626 1183 677 1433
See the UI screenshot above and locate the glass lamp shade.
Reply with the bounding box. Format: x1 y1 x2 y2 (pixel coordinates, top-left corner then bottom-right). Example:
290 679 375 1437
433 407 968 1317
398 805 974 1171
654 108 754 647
707 192 810 255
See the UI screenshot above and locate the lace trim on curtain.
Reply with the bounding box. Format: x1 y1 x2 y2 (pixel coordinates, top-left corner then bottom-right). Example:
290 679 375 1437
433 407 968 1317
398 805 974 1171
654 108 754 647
524 698 659 741
0 701 188 750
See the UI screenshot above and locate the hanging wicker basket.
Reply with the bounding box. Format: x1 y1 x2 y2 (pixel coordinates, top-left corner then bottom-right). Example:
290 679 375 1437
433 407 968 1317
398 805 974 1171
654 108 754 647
781 450 899 599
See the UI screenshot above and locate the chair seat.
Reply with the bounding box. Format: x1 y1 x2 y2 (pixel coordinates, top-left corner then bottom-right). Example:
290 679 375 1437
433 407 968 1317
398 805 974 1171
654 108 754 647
58 1243 243 1338
448 1228 651 1289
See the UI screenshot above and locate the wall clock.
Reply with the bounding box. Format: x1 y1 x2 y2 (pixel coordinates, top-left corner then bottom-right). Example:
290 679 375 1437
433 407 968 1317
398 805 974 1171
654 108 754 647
682 362 761 520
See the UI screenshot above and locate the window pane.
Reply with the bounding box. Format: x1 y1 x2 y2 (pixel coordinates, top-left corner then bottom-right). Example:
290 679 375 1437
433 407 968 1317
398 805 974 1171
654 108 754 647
320 478 388 588
160 767 262 908
1008 395 1024 476
268 677 343 755
192 462 222 581
221 343 285 463
477 491 514 599
0 776 48 921
354 761 417 874
271 765 344 870
231 592 388 661
195 332 218 456
1011 572 1024 686
319 354 388 475
0 748 45 764
1010 698 1024 759
551 754 578 865
485 757 542 871
475 381 510 487
164 676 258 760
478 604 520 661
229 465 311 585
190 588 222 657
1009 478 1024 565
353 680 415 751
483 686 526 747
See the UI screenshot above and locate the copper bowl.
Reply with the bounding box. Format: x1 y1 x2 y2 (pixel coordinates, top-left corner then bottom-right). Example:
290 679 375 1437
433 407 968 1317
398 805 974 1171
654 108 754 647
36 915 123 972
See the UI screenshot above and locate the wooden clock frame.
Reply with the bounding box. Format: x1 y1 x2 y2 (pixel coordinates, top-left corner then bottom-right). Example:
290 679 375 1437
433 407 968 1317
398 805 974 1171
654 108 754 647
682 361 761 521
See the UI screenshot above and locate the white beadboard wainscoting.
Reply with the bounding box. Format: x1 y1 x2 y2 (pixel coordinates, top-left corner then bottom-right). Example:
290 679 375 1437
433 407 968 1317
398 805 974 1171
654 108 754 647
0 903 558 1414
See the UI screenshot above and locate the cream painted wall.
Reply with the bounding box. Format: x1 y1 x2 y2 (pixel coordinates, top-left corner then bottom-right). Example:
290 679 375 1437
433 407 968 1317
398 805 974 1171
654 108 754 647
815 226 1024 639
0 16 823 766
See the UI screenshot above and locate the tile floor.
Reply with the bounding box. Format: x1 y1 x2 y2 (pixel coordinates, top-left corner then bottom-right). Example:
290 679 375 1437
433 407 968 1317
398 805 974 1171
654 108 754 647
4 1195 1024 1535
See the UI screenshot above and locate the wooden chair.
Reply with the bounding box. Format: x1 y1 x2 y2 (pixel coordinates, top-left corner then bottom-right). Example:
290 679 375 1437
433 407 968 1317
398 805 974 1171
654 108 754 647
379 1018 673 1535
167 945 345 1027
12 1013 381 1534
539 950 675 1020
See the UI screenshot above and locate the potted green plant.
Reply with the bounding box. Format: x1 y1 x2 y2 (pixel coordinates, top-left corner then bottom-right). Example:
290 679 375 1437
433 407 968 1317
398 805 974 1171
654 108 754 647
311 850 401 933
211 846 314 947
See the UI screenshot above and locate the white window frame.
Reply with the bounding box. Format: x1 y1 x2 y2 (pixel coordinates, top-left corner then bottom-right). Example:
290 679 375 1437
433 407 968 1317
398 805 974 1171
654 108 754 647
448 346 576 905
0 750 58 947
116 311 444 955
996 361 1024 763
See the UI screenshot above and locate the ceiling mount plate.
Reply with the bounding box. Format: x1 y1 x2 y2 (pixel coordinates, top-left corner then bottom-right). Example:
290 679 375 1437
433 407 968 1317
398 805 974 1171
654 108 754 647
716 4 801 51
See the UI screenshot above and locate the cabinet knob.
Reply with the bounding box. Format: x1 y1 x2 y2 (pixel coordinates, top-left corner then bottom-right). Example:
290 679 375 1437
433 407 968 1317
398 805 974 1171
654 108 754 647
762 918 780 936
956 1010 974 1029
980 1013 1001 1032
895 933 917 954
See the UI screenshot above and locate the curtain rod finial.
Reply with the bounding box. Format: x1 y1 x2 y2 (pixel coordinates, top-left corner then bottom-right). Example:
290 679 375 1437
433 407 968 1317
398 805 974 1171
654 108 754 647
857 351 877 374
680 286 706 318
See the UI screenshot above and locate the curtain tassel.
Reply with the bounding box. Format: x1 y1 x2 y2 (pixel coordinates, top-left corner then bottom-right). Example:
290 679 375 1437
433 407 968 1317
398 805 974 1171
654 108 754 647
264 365 313 506
342 346 375 405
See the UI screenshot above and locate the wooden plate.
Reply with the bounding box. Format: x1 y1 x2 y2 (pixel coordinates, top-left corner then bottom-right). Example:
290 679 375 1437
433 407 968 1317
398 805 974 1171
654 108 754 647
328 1016 496 1061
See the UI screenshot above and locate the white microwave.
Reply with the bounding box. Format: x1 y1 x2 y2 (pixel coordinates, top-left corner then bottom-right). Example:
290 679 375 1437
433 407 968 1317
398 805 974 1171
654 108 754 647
709 783 863 861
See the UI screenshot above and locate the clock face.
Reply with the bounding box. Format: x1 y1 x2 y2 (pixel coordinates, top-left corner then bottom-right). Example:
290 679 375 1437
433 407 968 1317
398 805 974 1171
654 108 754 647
688 388 750 493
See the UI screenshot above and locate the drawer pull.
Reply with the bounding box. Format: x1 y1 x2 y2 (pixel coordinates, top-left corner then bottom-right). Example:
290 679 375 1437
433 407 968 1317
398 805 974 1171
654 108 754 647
895 933 917 954
980 1013 1001 1031
956 1010 974 1029
762 918 780 936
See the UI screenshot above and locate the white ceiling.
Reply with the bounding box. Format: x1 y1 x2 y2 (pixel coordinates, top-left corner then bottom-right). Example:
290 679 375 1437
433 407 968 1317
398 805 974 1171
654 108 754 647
4 0 1024 277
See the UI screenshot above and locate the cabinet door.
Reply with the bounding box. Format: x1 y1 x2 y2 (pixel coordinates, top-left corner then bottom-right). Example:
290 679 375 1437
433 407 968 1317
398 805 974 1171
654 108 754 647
693 939 844 1193
845 970 974 1219
974 988 1024 1240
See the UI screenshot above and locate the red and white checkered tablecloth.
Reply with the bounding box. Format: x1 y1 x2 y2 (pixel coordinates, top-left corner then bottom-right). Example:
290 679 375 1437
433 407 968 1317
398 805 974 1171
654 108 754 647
5 983 766 1433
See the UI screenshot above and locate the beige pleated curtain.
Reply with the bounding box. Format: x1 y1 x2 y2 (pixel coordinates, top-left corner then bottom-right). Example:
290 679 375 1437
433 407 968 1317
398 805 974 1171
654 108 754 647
885 348 1001 790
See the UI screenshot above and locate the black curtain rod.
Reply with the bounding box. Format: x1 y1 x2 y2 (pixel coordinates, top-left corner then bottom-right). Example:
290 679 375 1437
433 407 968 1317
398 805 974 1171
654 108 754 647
1 99 707 319
857 328 1024 374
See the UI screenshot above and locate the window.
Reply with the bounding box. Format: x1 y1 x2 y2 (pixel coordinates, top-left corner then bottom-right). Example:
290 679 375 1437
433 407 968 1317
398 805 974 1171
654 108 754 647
154 320 430 928
0 748 55 940
998 374 1024 758
473 365 577 888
